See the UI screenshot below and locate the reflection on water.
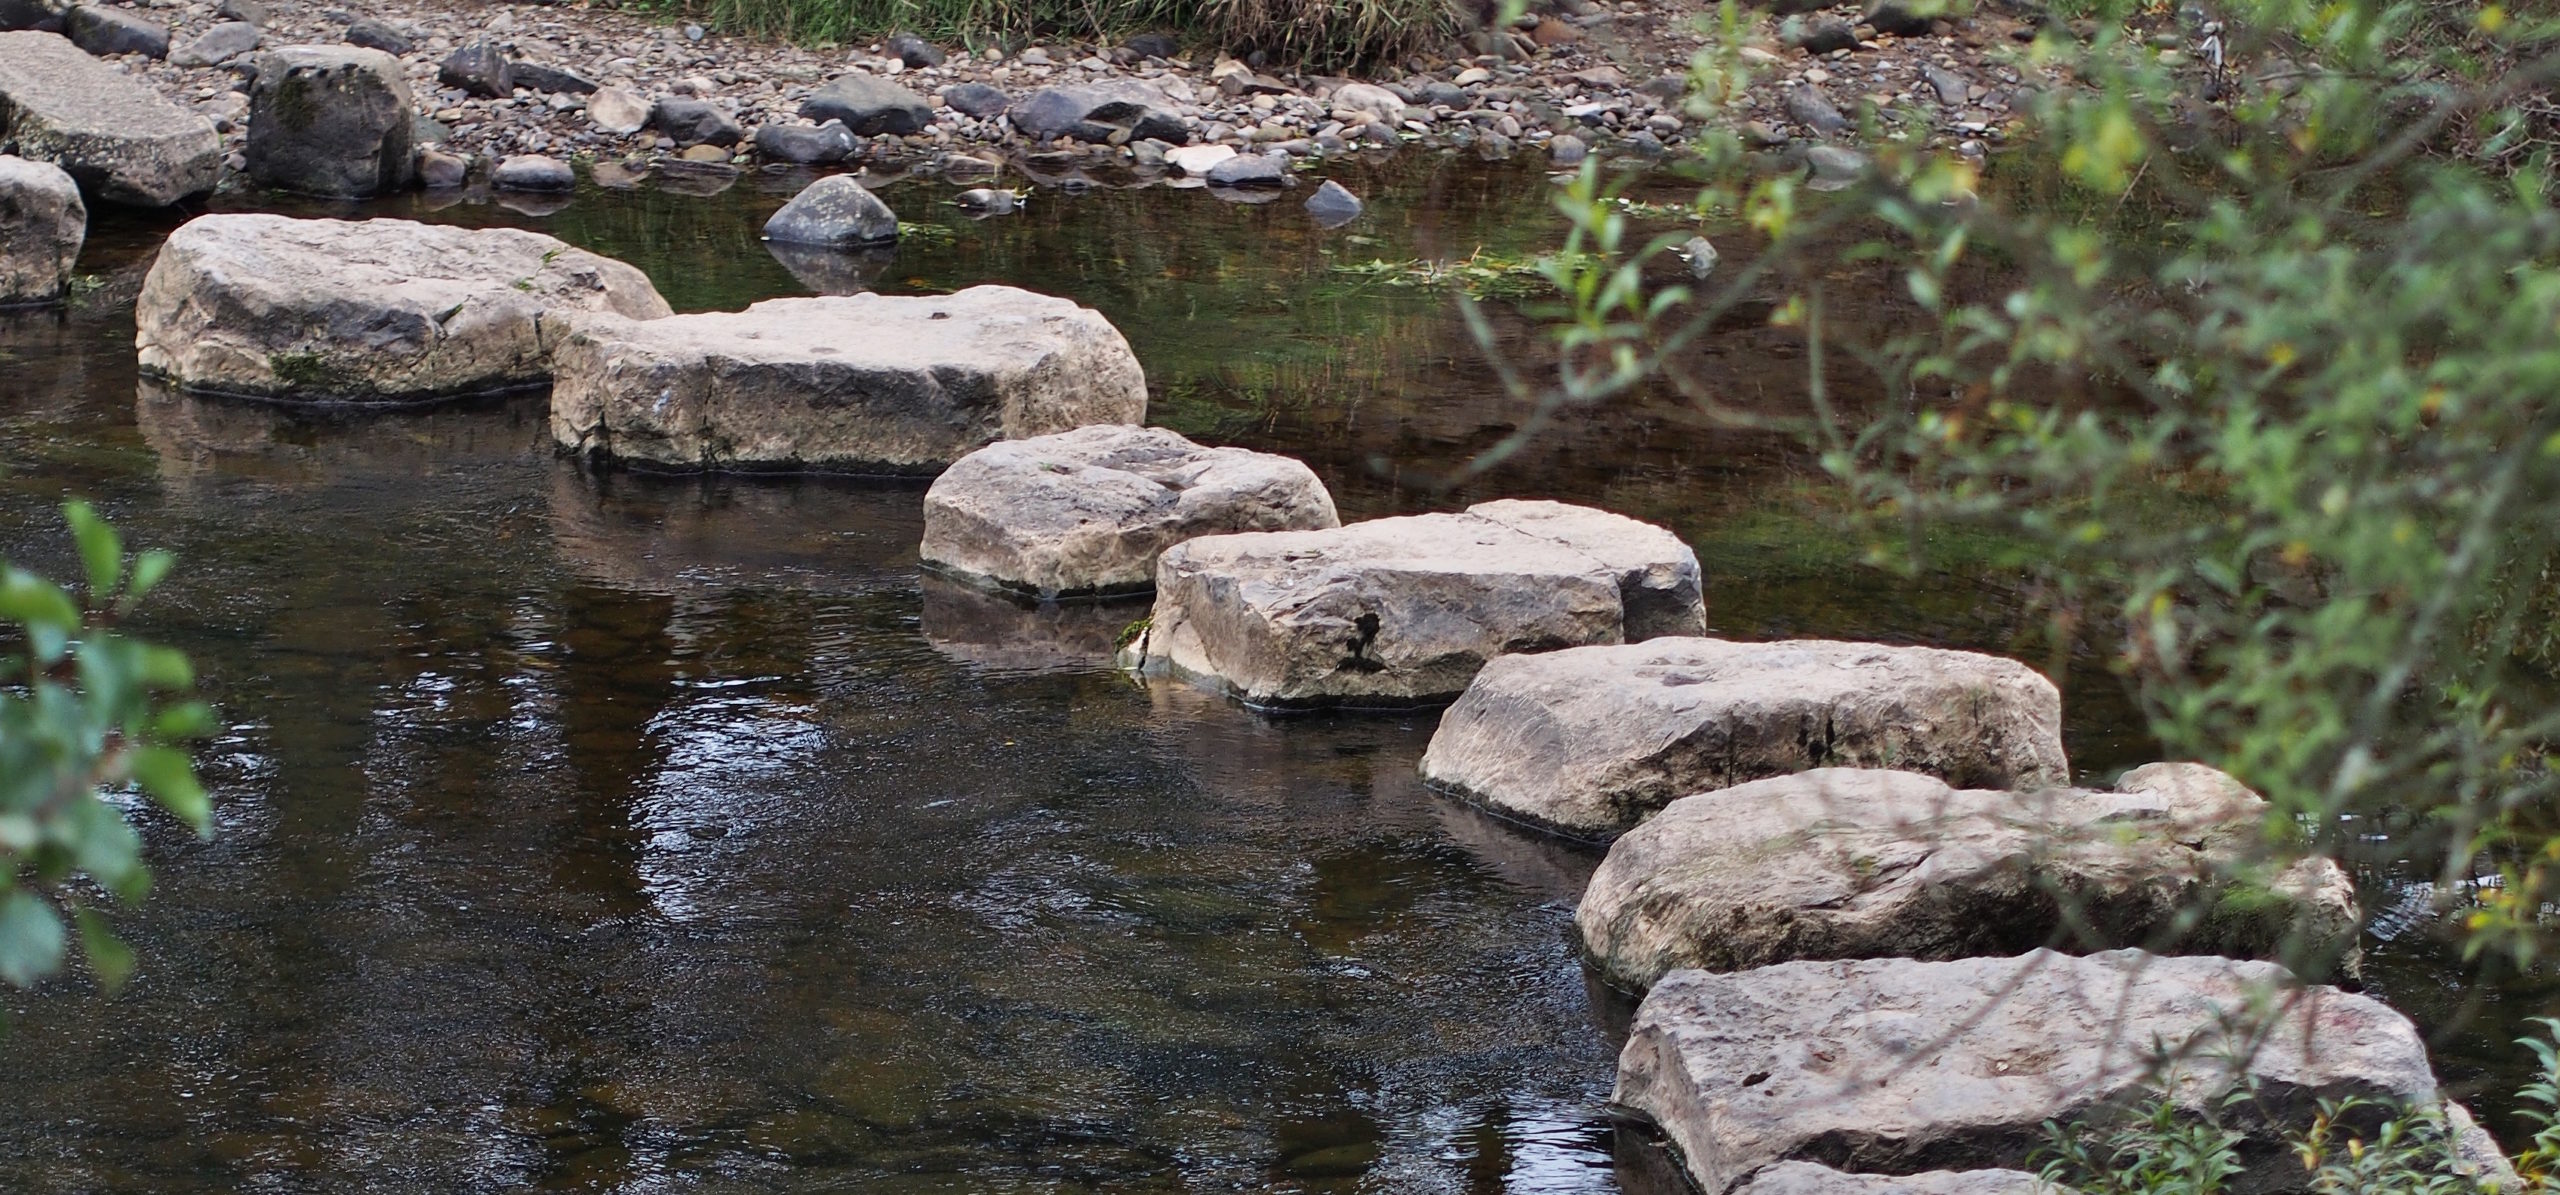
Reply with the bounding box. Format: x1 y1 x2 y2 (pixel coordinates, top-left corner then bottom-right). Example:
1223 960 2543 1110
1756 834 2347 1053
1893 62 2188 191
1 154 2543 1192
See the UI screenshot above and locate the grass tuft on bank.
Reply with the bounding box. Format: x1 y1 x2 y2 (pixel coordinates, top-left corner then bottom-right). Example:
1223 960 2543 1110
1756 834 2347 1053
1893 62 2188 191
624 0 1460 70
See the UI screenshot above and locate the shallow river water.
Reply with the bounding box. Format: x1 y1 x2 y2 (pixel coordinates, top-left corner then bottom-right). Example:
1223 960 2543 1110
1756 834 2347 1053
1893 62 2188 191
0 156 2548 1193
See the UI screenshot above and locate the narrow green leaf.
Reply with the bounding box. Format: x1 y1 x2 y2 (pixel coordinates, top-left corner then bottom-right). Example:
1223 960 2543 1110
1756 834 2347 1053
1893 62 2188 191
130 745 211 836
71 907 133 993
125 550 174 605
63 500 122 603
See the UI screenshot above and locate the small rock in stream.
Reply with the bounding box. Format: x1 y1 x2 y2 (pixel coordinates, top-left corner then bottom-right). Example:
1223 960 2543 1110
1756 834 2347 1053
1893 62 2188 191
1304 178 1362 226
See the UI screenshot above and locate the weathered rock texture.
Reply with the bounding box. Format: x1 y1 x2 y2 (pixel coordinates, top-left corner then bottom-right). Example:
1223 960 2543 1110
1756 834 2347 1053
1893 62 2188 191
245 46 414 198
550 285 1148 473
1616 950 2479 1194
1576 765 2359 992
1420 637 2068 838
0 151 79 303
0 30 220 205
1735 1163 2059 1195
1125 501 1707 708
135 214 671 402
921 425 1339 599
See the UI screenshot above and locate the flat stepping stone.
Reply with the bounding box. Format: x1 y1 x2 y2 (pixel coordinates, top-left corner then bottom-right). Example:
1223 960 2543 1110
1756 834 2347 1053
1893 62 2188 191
135 214 671 402
1123 500 1705 708
1736 1163 2055 1195
921 424 1338 599
549 286 1148 473
1576 764 2359 992
0 30 219 205
1617 949 2498 1195
1420 637 2068 839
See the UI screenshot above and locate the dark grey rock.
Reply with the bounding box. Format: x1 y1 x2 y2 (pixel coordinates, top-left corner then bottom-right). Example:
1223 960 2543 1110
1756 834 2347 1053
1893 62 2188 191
437 41 509 98
1304 178 1360 226
883 31 942 68
752 119 851 163
1866 0 1936 36
939 80 1007 118
510 62 594 94
491 153 572 191
1627 130 1666 155
799 72 930 135
216 0 265 23
1637 72 1688 99
64 5 166 58
1924 63 1967 105
342 17 409 55
1012 80 1187 144
1421 80 1468 107
1766 0 1829 13
169 19 256 66
1204 149 1285 188
762 174 897 247
1781 16 1858 54
245 46 414 197
0 0 67 33
1549 132 1586 163
1122 31 1177 59
1783 84 1850 134
650 97 740 147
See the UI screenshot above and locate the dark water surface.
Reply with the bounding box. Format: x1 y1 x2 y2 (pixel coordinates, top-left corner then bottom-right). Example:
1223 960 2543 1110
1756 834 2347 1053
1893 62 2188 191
0 156 2539 1192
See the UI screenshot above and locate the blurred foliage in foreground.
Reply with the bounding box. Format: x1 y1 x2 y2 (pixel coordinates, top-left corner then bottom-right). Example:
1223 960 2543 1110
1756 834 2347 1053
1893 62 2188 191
1528 0 2560 987
0 503 211 993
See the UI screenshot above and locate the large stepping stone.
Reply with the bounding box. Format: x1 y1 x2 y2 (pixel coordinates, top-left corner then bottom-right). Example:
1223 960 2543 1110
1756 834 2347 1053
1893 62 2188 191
1576 764 2359 992
1122 501 1707 709
1736 1163 2054 1194
549 285 1148 473
1420 637 2068 838
921 425 1339 599
1616 949 2504 1195
135 214 672 402
0 152 81 304
244 46 415 198
0 30 220 205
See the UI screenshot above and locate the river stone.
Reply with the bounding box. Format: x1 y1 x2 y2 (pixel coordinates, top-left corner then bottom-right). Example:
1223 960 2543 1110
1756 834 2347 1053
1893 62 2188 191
510 62 595 95
753 119 851 164
1329 81 1404 123
134 214 670 402
651 96 740 147
438 41 509 99
884 31 943 68
1736 1163 2058 1195
799 71 929 135
1205 150 1286 188
63 4 164 57
342 17 409 55
1420 637 2068 838
1125 501 1707 709
585 84 647 133
922 425 1339 599
1782 84 1849 135
1011 80 1187 144
245 46 414 198
169 19 256 67
0 0 67 32
1576 766 2361 992
0 31 219 204
1305 178 1361 226
1615 950 2465 1195
491 153 571 190
1163 142 1234 175
762 174 895 247
416 146 466 187
940 80 1007 118
550 286 1149 473
0 153 80 304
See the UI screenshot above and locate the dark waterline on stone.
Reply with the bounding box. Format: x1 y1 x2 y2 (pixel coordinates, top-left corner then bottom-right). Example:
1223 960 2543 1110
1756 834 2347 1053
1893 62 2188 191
0 156 2539 1190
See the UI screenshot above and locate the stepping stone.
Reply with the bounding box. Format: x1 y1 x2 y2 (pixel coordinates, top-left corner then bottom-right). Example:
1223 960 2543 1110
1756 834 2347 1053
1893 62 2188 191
1736 1164 2054 1195
0 31 220 205
549 285 1148 473
922 424 1339 600
1420 637 2068 838
1617 949 2505 1195
0 153 81 304
1575 765 2360 992
244 46 415 198
1123 501 1706 709
135 214 670 402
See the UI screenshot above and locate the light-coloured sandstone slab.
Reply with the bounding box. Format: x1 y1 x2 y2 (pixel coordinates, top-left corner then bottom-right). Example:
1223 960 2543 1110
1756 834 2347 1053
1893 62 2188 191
549 285 1147 472
921 424 1338 599
0 30 220 205
1421 637 2067 838
1124 500 1706 708
135 214 670 401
